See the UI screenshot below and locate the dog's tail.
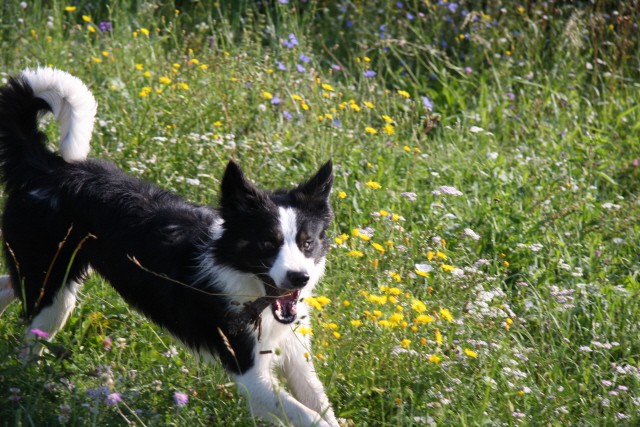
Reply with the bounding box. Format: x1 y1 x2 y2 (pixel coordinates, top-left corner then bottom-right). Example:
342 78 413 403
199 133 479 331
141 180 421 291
0 67 97 191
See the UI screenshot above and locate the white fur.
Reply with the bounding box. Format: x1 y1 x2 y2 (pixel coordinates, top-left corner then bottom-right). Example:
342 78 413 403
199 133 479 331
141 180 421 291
21 67 97 162
24 281 80 357
270 208 325 290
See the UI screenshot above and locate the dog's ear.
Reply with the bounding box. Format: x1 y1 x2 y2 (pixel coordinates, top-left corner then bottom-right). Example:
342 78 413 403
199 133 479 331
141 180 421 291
220 161 268 214
295 160 333 203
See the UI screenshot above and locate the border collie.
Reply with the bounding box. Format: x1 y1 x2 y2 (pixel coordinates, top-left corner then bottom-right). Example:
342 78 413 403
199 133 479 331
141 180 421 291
0 68 339 427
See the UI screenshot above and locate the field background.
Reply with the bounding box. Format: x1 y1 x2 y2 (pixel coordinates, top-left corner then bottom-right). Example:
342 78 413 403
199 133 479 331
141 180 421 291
1 1 639 426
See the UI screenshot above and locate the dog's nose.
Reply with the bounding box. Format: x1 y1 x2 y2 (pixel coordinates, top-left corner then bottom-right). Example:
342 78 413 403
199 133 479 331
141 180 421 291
286 271 309 288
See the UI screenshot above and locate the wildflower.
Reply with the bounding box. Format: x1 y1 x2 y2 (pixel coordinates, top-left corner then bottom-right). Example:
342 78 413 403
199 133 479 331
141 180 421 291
64 6 77 12
350 319 362 327
333 331 341 339
139 87 152 98
282 110 293 120
414 314 434 324
428 354 442 364
82 15 91 22
365 127 378 135
364 70 377 77
422 96 433 110
321 83 334 92
415 263 433 277
397 90 410 98
271 96 281 105
365 181 381 190
106 392 122 406
469 126 484 133
305 297 323 310
401 191 417 201
296 325 313 335
283 33 298 48
296 64 306 73
464 348 478 358
411 299 427 313
159 77 172 84
363 101 374 108
261 90 273 100
372 242 385 254
464 228 481 240
401 339 411 348
435 328 443 345
277 61 286 71
299 54 311 63
178 83 189 90
383 124 395 135
439 308 453 322
30 328 49 338
338 191 347 199
140 28 150 36
173 392 189 407
99 21 112 32
438 185 463 196
102 336 112 350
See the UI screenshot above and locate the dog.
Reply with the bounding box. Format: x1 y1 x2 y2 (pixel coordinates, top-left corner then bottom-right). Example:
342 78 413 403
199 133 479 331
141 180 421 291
0 68 339 427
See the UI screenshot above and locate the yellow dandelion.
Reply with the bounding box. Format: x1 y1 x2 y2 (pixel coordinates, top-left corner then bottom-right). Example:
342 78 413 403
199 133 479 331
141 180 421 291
140 28 150 36
372 242 385 254
91 57 102 64
296 326 313 335
364 126 378 134
363 101 374 108
338 191 347 199
343 300 351 307
143 71 152 78
439 308 453 323
82 15 91 22
397 90 410 98
333 331 341 339
321 83 334 92
365 181 382 190
159 76 172 84
64 6 77 12
316 296 331 306
414 314 435 324
441 264 456 272
138 87 152 98
178 83 190 90
428 354 442 364
347 250 364 257
464 348 478 358
384 123 395 135
401 339 411 349
350 319 362 327
435 328 443 345
304 297 323 311
382 115 394 124
213 121 223 127
135 63 144 71
292 94 303 101
261 90 273 100
411 299 427 313
87 25 96 33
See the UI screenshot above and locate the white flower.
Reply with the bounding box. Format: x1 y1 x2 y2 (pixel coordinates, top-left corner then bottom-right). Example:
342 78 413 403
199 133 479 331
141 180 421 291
464 228 481 240
437 185 463 196
469 126 484 133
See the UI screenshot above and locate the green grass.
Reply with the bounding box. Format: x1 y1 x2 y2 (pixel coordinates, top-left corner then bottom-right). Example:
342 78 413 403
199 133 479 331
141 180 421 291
1 1 639 425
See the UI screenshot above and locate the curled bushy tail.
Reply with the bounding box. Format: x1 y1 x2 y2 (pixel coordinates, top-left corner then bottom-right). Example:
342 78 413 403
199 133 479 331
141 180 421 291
0 68 97 191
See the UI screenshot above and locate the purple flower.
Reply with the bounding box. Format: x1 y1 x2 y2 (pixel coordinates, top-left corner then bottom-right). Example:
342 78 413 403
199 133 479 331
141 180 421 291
395 2 404 8
283 110 292 121
282 33 298 48
346 20 353 28
296 63 306 73
331 64 342 71
99 21 112 32
298 54 311 63
277 61 286 71
106 392 122 406
278 0 289 3
422 96 433 110
448 3 458 13
406 13 415 20
464 67 473 73
30 328 49 338
332 119 341 128
271 96 281 105
364 70 377 77
173 392 189 407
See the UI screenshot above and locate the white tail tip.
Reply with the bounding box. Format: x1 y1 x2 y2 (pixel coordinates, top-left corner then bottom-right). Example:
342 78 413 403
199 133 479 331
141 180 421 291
21 68 97 162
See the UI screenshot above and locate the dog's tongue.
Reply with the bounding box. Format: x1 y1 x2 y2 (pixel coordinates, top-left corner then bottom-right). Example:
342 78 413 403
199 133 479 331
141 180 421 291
272 290 300 324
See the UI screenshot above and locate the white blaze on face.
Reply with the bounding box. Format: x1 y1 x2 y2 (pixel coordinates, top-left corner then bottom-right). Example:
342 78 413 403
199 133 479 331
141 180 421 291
269 207 321 290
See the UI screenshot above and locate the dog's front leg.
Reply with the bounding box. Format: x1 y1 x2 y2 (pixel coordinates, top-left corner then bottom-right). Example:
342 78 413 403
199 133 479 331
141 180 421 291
281 335 339 427
235 362 332 427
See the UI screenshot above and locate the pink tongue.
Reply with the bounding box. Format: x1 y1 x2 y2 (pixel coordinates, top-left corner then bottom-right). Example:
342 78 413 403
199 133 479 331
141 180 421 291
273 290 299 322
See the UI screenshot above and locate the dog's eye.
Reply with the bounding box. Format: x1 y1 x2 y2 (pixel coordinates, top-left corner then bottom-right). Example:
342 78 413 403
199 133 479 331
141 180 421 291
261 240 276 251
302 240 313 250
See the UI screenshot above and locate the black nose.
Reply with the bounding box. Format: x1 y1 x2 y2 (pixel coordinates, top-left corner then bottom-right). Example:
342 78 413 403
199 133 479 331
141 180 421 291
286 271 309 288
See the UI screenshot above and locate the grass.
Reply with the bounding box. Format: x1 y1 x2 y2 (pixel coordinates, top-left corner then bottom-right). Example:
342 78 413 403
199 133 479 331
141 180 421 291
1 0 639 425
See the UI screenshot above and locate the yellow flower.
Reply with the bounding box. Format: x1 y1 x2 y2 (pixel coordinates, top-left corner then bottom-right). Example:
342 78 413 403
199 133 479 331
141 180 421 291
338 191 347 199
365 181 381 190
384 124 395 135
333 331 341 339
441 264 456 272
143 71 152 78
365 126 378 134
135 63 144 71
428 354 442 364
347 250 364 257
138 87 152 98
321 83 334 92
91 57 102 63
435 328 443 345
414 314 434 324
350 319 362 327
140 28 150 36
87 25 96 33
213 121 223 127
296 326 313 335
389 313 404 326
82 15 91 22
401 339 411 349
343 300 351 307
386 287 402 296
316 296 331 306
389 271 401 282
292 94 303 101
178 83 190 90
159 76 172 84
382 115 394 124
372 243 385 254
304 297 323 311
350 102 361 112
64 6 77 12
464 348 478 358
397 90 410 98
301 103 310 111
411 299 427 313
367 295 388 305
261 90 273 100
439 308 453 322
363 101 374 108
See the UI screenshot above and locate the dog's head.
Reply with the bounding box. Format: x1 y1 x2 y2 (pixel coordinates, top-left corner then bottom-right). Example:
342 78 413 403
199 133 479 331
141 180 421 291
215 160 333 324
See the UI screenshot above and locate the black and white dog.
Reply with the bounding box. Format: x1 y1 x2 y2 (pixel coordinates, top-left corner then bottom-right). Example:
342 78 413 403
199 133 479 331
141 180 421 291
0 68 339 427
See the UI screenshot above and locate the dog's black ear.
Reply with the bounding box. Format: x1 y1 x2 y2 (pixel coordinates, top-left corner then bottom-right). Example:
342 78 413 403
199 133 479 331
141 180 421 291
295 160 333 203
220 161 268 214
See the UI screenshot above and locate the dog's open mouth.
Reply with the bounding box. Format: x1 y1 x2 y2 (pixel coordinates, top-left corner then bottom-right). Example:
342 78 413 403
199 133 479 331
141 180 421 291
271 290 300 324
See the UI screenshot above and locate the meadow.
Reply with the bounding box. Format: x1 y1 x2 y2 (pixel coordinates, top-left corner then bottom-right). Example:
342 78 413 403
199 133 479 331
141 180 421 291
0 1 639 425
